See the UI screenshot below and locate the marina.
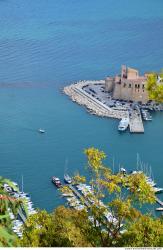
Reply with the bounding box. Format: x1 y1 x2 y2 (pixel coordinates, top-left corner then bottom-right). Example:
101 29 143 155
51 168 163 224
51 175 119 225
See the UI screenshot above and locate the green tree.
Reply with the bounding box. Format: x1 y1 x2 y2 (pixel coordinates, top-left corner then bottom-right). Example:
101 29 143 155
120 215 163 247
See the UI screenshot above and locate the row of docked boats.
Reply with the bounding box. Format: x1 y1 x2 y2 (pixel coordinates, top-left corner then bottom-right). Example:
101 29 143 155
120 168 163 194
3 181 37 238
141 109 152 121
52 175 120 226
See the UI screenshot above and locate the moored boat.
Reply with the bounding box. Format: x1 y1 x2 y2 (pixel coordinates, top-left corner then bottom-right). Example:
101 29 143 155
118 118 129 131
52 176 62 188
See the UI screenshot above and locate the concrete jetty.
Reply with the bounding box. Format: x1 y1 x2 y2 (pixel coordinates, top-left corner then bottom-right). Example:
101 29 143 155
129 110 144 133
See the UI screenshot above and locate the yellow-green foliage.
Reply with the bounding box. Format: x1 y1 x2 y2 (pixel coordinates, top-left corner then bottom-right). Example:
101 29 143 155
147 73 163 103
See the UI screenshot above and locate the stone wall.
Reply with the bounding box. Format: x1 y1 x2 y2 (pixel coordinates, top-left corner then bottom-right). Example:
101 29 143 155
113 79 148 103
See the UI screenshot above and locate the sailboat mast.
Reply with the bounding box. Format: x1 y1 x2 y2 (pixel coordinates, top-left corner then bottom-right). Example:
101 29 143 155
136 153 139 170
112 156 115 174
22 175 23 193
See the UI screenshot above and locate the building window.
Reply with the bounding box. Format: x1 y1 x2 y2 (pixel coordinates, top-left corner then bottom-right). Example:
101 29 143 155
135 84 137 88
142 84 145 89
123 83 126 87
138 84 140 88
129 83 132 88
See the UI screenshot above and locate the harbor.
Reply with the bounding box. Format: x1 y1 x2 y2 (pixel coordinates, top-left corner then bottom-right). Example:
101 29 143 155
63 80 162 133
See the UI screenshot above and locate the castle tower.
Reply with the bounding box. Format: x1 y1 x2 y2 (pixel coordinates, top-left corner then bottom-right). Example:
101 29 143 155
121 65 127 79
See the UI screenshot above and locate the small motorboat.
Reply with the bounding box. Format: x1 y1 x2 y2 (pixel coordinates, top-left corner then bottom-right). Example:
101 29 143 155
38 128 45 133
52 176 62 188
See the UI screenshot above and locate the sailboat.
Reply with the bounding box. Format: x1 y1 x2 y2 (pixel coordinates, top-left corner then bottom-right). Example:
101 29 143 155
64 159 72 184
64 174 72 184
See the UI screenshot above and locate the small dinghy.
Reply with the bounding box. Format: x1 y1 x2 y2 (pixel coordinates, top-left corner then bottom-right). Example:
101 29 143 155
38 128 45 133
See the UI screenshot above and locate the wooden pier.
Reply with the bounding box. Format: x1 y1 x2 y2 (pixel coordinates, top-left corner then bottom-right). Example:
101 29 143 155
129 110 144 133
68 184 90 207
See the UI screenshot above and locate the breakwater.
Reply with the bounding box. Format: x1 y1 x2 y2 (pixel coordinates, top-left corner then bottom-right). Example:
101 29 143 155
64 81 128 120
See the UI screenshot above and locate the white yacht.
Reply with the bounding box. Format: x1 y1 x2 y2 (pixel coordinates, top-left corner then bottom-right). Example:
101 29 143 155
118 118 129 131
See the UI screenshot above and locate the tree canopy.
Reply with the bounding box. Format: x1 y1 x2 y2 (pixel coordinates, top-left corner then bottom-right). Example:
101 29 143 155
146 72 163 103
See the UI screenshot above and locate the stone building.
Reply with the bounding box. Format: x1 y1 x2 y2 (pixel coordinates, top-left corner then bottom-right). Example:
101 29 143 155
105 65 149 104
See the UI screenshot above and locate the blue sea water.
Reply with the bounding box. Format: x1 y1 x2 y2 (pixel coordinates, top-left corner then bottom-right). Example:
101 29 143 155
0 0 163 212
